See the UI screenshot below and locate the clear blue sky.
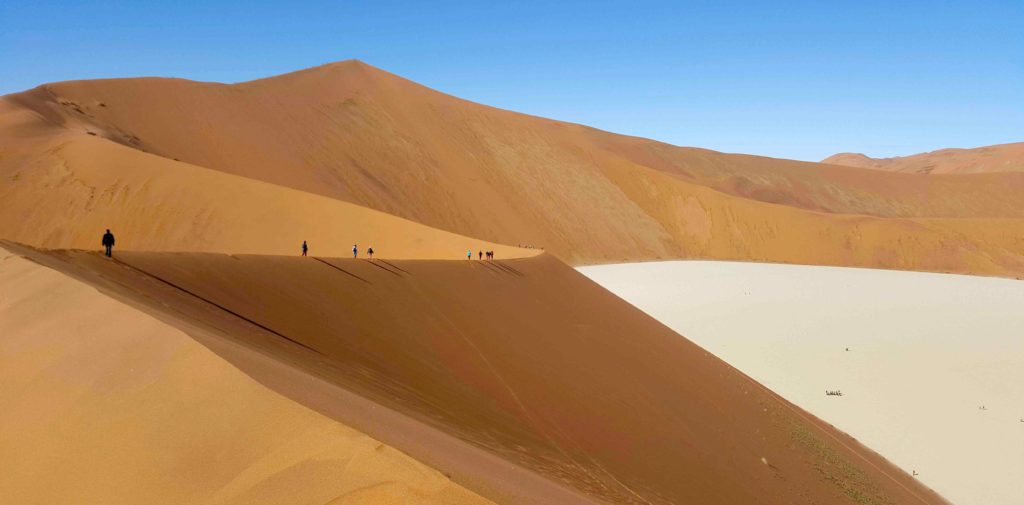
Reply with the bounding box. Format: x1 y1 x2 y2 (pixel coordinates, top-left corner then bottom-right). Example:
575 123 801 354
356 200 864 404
2 1 1021 161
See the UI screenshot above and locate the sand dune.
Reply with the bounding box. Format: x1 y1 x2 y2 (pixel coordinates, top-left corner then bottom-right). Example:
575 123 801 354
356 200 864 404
0 245 495 505
581 260 1024 505
3 56 1012 505
0 99 531 259
824 142 1024 174
3 61 1023 274
4 241 948 505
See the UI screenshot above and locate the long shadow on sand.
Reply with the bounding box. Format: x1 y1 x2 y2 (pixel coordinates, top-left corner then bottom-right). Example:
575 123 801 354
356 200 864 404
112 256 323 355
313 257 371 284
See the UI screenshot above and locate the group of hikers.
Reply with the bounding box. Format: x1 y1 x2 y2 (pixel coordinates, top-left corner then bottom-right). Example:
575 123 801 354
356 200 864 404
102 230 494 262
468 249 496 260
102 231 383 260
301 241 374 259
824 390 844 396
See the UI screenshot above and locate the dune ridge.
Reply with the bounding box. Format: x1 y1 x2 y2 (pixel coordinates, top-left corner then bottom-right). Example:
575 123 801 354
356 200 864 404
3 241 949 505
2 61 1022 275
823 142 1024 174
0 98 532 260
0 244 497 505
15 61 1024 220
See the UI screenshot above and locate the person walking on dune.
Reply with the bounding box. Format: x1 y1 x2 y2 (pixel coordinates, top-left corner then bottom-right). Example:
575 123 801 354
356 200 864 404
101 229 115 257
478 250 483 260
467 249 472 260
302 240 308 257
367 246 374 259
353 244 358 259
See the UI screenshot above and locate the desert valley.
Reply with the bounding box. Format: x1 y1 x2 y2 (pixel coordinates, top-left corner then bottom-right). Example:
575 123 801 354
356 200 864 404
2 59 1021 505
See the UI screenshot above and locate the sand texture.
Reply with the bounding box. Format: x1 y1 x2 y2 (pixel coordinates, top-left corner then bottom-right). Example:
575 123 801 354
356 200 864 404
0 245 496 505
0 98 531 260
2 61 1023 274
1 241 949 505
581 260 1024 505
824 142 1024 174
0 59 1014 505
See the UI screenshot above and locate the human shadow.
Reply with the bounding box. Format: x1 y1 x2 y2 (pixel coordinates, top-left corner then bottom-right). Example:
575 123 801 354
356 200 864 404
313 257 371 284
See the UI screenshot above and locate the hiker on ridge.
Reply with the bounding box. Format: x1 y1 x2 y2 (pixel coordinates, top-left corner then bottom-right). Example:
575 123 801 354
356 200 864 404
353 244 358 258
302 240 308 257
102 229 115 257
367 246 374 259
467 249 472 260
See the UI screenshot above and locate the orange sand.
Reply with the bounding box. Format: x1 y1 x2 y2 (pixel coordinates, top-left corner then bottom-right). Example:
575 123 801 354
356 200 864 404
0 245 495 505
3 61 1022 274
4 241 950 505
0 97 531 260
824 142 1024 174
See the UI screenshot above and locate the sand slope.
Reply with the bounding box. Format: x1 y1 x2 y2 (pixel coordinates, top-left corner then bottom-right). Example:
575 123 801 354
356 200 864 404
580 260 1024 505
5 241 949 505
0 98 531 259
3 61 1023 274
824 142 1024 174
0 245 494 505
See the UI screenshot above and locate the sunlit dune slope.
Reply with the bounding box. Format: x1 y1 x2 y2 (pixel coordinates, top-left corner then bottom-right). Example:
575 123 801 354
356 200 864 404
824 142 1024 174
4 60 1023 272
0 99 531 259
7 241 949 505
0 245 495 505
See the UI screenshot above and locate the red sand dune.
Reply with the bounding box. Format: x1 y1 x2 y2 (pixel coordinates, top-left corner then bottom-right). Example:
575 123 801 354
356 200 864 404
2 61 1023 274
4 241 949 505
824 142 1024 174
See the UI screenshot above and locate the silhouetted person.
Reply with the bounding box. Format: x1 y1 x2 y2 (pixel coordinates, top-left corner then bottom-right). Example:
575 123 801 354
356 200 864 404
478 250 483 260
101 229 115 257
302 240 308 256
353 244 358 258
367 246 374 259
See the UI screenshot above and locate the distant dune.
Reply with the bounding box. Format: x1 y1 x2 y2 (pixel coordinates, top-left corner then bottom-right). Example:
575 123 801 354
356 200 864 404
3 60 1023 275
824 142 1024 174
3 241 948 505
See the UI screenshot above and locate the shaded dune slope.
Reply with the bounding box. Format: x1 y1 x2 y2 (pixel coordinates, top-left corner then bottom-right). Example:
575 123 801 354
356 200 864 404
824 142 1024 174
4 61 1023 274
6 241 948 505
0 245 495 505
